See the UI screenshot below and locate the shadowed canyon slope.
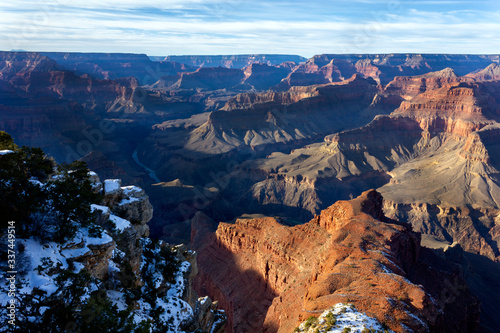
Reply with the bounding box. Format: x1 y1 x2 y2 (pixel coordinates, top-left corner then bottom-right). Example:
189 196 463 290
228 74 500 260
193 190 480 332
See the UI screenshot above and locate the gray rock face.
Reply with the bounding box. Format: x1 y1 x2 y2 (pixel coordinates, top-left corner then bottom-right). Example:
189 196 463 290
98 179 154 283
103 180 153 234
60 235 115 280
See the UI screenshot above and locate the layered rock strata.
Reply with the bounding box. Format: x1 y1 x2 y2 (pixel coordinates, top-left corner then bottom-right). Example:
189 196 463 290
193 190 480 333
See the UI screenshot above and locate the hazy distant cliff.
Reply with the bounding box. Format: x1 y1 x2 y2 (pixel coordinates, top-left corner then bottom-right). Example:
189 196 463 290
152 54 307 69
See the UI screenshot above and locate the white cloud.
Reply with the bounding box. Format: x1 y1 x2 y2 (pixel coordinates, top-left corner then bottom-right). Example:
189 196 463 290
1 0 499 56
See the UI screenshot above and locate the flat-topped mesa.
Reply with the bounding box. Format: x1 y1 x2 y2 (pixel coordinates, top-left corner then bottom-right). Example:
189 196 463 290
223 74 375 111
384 68 471 100
172 66 245 90
221 88 318 111
193 190 480 333
397 82 485 116
39 52 194 84
354 58 383 84
0 51 139 101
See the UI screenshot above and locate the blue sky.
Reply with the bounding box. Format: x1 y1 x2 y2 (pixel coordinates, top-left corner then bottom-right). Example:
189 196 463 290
1 0 499 57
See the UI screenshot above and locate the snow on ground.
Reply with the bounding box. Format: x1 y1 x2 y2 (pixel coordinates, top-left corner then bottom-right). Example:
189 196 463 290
122 185 143 196
167 261 191 298
0 149 13 155
107 290 128 311
157 296 193 332
119 186 143 205
28 177 44 187
91 204 132 232
104 179 121 193
299 303 392 333
109 214 132 232
91 204 110 215
79 227 113 245
0 229 114 307
405 309 428 330
119 197 140 205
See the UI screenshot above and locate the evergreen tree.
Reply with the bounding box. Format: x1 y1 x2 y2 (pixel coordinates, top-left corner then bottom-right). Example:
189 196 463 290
46 160 101 243
0 131 18 150
0 132 100 242
0 133 54 233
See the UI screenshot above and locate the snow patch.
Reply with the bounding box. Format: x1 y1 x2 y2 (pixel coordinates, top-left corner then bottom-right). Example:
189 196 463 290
119 197 140 205
107 290 128 311
167 261 191 298
28 177 44 187
91 204 110 214
299 303 392 332
109 214 132 232
121 185 142 196
104 179 121 194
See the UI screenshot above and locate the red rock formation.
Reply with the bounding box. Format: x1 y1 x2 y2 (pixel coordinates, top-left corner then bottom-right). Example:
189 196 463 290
193 191 480 333
327 80 500 144
384 68 472 100
355 59 383 84
466 63 500 81
274 56 345 90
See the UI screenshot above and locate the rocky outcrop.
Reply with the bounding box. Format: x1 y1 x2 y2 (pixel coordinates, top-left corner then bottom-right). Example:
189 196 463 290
459 124 500 162
396 83 487 119
274 56 355 90
383 200 500 261
467 63 500 81
91 177 153 281
193 190 480 333
60 234 115 280
222 85 320 111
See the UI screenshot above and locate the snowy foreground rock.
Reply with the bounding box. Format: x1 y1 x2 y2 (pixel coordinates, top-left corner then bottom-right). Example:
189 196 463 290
296 303 391 333
0 173 226 333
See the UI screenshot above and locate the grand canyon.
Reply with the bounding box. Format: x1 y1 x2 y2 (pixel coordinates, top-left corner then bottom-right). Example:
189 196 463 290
1 51 500 332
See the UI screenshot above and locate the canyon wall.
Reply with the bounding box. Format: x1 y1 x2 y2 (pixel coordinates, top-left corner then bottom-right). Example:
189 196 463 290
193 190 481 332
